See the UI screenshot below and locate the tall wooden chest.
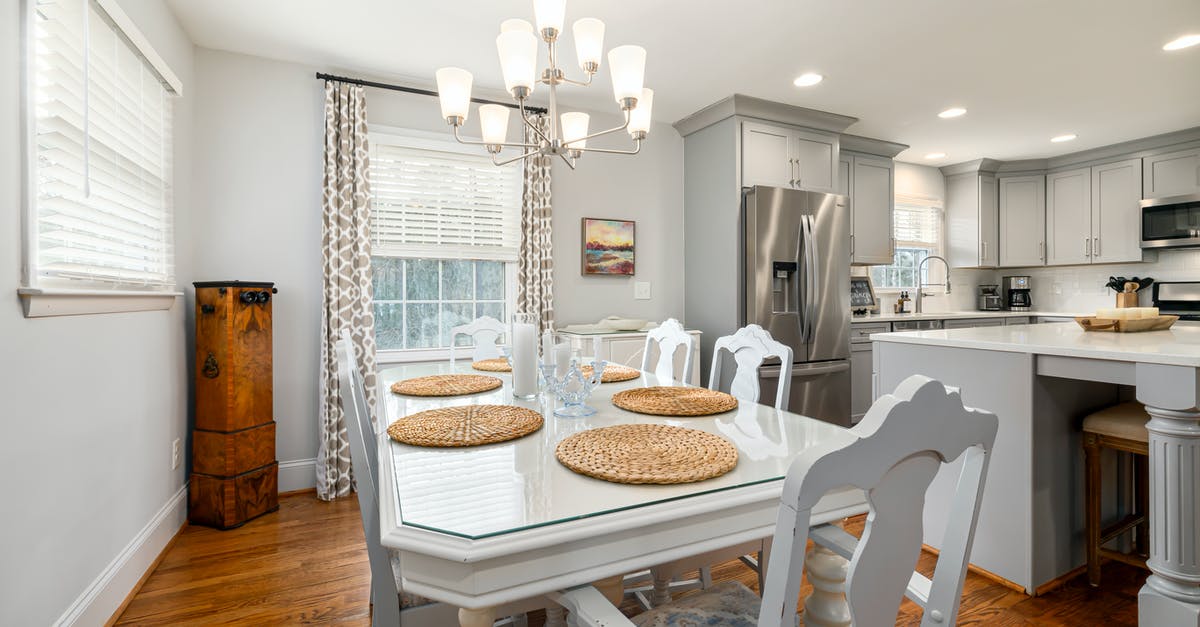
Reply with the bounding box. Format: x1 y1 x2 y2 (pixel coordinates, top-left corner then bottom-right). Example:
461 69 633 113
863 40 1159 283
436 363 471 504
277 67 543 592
190 281 279 529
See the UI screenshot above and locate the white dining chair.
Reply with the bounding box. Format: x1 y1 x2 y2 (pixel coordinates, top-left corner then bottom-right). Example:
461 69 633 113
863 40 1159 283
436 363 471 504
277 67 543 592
449 316 507 364
335 332 544 626
551 375 999 627
640 318 694 385
709 324 794 410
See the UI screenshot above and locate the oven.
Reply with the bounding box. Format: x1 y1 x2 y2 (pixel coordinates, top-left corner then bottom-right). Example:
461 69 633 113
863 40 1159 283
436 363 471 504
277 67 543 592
1141 193 1200 249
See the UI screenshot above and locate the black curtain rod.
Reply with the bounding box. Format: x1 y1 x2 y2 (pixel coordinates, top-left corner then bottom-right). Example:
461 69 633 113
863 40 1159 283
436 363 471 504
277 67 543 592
316 72 548 115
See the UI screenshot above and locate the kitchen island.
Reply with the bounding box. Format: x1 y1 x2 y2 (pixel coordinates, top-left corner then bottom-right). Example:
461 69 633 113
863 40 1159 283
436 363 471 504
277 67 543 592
873 322 1200 625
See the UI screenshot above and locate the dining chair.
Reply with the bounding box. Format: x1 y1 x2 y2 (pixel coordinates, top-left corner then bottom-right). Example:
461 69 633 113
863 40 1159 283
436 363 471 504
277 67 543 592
335 332 543 626
640 318 694 385
552 375 999 627
709 324 794 410
449 316 507 364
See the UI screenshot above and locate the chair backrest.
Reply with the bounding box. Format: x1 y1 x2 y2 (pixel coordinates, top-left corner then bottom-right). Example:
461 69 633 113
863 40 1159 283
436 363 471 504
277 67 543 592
758 375 999 627
708 324 793 410
336 331 402 625
641 318 694 385
449 316 507 363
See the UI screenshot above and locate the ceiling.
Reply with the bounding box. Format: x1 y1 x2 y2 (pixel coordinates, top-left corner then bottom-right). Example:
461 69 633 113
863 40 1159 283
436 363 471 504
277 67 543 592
166 0 1200 164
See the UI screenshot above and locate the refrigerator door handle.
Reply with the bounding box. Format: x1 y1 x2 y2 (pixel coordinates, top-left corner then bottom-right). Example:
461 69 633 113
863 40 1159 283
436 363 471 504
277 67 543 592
795 221 806 341
803 215 820 342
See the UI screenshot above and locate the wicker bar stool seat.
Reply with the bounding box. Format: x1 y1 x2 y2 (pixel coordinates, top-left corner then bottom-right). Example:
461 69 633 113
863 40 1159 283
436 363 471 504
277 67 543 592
1082 401 1151 587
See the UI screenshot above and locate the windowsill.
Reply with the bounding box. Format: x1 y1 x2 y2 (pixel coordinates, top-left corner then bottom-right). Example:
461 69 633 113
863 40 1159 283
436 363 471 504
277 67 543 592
17 287 183 318
376 348 456 365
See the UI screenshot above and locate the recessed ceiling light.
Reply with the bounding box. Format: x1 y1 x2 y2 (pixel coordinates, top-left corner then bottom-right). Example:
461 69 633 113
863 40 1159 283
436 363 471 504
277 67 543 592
1163 34 1200 51
925 152 947 160
938 107 966 119
793 73 823 87
1051 134 1077 143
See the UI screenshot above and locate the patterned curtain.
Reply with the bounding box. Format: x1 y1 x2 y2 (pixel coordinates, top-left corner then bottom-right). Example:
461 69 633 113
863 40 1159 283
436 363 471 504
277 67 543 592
317 81 379 501
517 115 554 334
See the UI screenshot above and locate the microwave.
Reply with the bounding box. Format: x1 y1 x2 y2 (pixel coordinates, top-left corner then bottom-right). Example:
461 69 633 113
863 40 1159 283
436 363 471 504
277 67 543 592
1141 193 1200 249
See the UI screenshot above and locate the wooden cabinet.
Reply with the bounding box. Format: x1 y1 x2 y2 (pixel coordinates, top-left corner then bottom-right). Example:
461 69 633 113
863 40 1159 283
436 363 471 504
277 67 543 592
741 121 838 193
1091 158 1143 264
1046 167 1092 265
191 281 279 529
998 175 1046 267
844 152 895 265
946 172 998 268
1143 148 1200 199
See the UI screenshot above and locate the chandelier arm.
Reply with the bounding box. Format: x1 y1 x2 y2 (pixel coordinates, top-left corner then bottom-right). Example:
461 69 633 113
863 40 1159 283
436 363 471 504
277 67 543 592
452 125 538 149
492 148 542 167
569 111 631 146
519 101 553 145
557 152 577 170
574 139 643 156
557 73 594 87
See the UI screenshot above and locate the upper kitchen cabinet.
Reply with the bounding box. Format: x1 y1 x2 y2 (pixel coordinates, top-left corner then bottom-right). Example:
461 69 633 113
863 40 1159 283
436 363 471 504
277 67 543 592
741 120 838 192
1091 158 1143 264
1143 148 1200 199
1046 167 1092 265
998 174 1045 267
840 135 905 265
944 164 998 268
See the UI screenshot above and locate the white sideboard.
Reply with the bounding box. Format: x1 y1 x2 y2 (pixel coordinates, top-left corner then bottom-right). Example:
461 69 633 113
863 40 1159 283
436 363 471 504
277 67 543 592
561 329 703 386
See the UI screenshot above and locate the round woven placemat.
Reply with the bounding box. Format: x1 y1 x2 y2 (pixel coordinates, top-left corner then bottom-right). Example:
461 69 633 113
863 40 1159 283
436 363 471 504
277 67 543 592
390 374 502 397
611 386 738 416
555 424 738 484
581 364 641 383
387 405 543 447
471 358 512 373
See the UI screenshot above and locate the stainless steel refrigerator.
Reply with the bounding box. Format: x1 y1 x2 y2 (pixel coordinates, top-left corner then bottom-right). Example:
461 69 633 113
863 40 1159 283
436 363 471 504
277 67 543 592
742 186 851 426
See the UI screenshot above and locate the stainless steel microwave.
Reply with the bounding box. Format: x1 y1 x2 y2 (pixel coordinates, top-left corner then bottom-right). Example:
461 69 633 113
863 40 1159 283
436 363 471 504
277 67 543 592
1141 193 1200 249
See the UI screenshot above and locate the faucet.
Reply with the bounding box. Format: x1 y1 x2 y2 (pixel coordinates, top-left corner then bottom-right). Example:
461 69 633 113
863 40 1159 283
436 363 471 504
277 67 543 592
915 255 951 314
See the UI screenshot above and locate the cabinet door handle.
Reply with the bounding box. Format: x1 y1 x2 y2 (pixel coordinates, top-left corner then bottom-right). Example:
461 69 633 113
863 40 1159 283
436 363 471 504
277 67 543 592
850 234 855 256
1039 241 1044 261
1093 237 1100 258
890 236 895 256
981 240 987 262
1084 237 1091 257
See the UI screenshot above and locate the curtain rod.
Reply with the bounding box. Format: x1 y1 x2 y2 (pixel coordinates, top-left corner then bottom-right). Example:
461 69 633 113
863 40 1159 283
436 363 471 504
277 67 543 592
315 72 548 115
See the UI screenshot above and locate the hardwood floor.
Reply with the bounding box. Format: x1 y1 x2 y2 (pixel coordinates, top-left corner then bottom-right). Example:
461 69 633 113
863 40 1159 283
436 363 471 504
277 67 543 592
117 492 1143 625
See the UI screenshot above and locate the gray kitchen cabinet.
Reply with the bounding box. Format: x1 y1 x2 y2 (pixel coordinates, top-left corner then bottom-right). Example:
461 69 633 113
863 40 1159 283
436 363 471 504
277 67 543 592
946 171 998 268
1143 148 1200 199
1091 158 1143 264
843 152 895 265
998 174 1046 267
943 318 1004 329
1003 316 1032 325
1037 316 1075 324
741 120 838 193
849 321 888 424
1046 167 1092 265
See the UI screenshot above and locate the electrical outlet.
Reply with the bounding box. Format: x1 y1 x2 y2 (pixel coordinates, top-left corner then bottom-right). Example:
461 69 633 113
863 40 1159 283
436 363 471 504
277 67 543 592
1053 282 1063 295
634 281 651 300
171 438 181 470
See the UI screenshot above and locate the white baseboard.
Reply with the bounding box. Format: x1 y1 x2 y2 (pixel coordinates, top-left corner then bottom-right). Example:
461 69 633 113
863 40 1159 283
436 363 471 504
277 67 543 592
279 457 317 492
54 484 188 627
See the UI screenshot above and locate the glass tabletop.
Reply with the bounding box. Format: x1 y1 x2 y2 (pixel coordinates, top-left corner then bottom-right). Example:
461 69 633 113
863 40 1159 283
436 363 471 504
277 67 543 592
379 361 854 540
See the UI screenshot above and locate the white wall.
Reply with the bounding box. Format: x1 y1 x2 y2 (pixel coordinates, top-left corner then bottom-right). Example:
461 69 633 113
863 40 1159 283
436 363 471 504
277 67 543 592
191 48 686 488
1006 250 1200 313
0 1 195 624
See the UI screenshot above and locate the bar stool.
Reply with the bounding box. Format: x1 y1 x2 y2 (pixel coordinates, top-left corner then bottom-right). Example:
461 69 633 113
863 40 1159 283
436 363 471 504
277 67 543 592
1082 401 1150 587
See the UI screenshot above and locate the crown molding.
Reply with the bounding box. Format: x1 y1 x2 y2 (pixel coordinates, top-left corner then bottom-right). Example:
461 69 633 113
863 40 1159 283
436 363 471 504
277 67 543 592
673 94 858 137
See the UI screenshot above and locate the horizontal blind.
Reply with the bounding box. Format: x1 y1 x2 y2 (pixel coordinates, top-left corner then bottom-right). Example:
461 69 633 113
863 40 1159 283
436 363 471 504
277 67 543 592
33 0 175 288
893 202 942 247
370 139 522 262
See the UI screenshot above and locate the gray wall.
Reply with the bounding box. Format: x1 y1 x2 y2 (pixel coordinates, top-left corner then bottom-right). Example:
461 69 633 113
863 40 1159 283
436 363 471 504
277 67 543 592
191 48 686 488
0 1 195 624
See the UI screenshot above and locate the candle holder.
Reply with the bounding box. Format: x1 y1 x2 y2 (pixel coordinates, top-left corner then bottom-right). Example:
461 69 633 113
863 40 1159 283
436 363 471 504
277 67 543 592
540 355 605 418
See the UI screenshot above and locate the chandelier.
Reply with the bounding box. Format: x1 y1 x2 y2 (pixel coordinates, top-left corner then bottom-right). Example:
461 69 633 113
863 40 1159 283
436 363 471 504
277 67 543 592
434 0 653 169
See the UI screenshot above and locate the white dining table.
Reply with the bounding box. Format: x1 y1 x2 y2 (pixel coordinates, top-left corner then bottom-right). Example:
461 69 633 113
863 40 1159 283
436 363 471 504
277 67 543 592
376 360 867 626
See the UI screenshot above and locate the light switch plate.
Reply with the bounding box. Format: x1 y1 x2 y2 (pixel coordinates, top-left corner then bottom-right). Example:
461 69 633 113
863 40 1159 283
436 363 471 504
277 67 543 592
634 282 651 300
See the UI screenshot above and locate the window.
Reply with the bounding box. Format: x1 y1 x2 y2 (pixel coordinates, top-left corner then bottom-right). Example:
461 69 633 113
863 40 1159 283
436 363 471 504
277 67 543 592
870 197 944 291
368 130 522 356
26 0 181 292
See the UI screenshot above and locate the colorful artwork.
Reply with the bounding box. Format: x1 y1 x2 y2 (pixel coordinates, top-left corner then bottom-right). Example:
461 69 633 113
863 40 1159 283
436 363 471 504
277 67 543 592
582 218 635 275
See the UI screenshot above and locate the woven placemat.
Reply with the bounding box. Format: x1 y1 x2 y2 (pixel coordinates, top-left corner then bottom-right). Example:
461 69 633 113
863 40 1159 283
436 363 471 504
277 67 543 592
471 358 512 372
611 386 738 416
387 405 543 447
390 374 502 397
581 364 641 383
556 424 738 484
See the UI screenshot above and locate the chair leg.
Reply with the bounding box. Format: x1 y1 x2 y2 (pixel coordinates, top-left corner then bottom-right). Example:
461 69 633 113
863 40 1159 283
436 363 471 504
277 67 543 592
1136 454 1149 556
1084 433 1102 587
650 569 672 607
699 565 713 589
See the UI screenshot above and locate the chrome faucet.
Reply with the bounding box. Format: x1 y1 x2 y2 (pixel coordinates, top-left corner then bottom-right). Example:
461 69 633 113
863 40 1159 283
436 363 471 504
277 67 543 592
916 255 951 314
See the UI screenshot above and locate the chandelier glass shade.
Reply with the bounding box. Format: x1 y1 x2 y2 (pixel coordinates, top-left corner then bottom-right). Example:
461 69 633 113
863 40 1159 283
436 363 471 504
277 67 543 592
435 0 653 169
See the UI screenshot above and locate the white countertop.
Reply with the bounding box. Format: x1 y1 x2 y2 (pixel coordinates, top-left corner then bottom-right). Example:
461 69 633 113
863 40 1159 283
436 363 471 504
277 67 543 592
871 322 1200 367
852 310 1083 323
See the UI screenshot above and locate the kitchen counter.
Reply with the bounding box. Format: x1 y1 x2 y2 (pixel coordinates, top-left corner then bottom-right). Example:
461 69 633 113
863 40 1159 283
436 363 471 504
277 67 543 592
851 310 1081 323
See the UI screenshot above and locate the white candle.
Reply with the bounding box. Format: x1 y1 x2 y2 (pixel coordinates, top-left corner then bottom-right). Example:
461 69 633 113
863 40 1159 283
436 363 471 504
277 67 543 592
542 330 554 362
512 321 537 398
592 336 603 361
554 341 572 377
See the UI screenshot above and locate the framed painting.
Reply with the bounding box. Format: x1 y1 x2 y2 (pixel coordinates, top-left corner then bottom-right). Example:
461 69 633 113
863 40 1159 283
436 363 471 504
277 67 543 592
582 218 635 275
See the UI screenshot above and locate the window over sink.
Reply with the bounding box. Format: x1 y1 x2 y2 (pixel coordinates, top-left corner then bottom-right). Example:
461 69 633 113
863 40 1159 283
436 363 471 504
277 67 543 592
870 196 944 291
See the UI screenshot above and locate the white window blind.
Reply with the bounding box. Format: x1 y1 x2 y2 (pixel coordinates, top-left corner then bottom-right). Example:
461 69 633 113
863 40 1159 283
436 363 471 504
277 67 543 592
31 0 177 288
369 137 523 262
893 200 943 248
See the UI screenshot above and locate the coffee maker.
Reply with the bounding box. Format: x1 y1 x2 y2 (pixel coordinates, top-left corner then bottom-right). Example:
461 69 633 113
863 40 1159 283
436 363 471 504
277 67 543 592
1002 276 1032 311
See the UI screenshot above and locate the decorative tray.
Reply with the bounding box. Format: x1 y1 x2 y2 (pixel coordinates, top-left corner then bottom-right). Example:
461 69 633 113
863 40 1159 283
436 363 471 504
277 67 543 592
1075 315 1178 333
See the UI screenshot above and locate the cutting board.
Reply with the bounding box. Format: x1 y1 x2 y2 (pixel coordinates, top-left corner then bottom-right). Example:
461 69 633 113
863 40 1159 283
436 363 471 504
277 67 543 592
1075 315 1178 333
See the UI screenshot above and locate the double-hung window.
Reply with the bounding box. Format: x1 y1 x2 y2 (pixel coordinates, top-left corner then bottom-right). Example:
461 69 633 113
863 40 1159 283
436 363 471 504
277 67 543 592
870 196 945 291
368 129 522 361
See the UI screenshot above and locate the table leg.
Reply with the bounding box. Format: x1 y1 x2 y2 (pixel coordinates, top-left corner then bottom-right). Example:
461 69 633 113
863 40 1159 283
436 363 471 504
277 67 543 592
802 544 851 627
458 606 496 627
1140 404 1200 625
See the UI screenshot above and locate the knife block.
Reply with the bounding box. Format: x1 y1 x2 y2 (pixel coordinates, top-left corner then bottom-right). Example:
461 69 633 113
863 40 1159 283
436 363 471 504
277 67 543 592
190 281 279 529
1116 292 1139 308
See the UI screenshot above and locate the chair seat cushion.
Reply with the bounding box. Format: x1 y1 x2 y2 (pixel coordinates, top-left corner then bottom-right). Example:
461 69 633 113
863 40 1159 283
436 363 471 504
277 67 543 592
631 581 759 627
1083 402 1149 443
